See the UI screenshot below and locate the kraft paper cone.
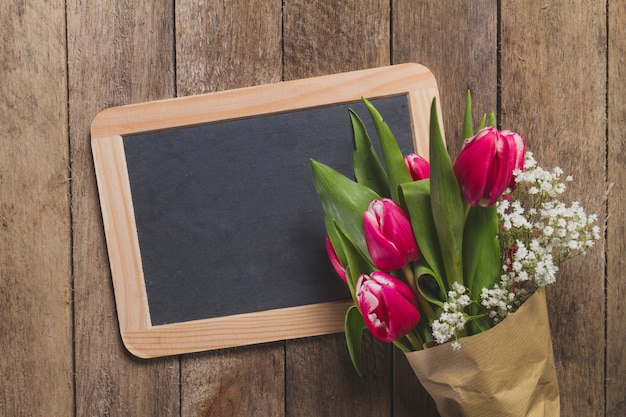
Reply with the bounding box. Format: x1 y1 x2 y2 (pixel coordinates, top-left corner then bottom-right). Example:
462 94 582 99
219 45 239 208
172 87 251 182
405 288 560 417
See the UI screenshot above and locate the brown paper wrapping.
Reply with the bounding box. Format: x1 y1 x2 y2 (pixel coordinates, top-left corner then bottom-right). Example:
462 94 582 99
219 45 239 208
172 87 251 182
405 287 560 417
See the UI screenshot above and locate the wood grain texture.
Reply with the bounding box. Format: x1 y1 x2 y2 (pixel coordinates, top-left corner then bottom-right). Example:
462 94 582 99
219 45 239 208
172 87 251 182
283 2 393 416
67 2 180 415
393 0 498 159
181 344 285 417
286 334 392 416
283 0 390 80
175 0 283 96
1 2 620 416
607 1 626 416
392 2 497 415
500 2 607 415
175 1 285 415
0 1 72 415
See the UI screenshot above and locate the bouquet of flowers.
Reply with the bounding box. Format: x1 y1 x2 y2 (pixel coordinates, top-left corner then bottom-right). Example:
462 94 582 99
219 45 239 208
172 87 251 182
310 94 599 416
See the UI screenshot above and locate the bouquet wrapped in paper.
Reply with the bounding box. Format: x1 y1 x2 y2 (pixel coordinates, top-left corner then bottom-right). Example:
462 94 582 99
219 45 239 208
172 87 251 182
310 94 599 417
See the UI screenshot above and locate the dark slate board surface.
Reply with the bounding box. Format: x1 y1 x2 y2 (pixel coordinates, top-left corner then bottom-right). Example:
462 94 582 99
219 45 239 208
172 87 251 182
122 95 413 325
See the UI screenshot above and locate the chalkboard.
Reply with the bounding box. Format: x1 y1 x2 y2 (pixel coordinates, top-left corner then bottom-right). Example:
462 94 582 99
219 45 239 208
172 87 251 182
91 63 440 358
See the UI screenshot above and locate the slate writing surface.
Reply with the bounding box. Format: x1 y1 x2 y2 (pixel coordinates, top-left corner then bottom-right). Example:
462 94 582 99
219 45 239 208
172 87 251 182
122 95 414 326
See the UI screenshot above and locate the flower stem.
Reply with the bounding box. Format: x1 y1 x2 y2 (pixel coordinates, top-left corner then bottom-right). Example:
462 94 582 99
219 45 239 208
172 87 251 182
405 331 423 351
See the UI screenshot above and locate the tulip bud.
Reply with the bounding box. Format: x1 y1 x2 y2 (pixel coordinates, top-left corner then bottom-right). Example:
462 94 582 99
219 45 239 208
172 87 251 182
325 236 347 283
453 126 526 207
404 153 430 181
356 271 420 343
363 198 421 271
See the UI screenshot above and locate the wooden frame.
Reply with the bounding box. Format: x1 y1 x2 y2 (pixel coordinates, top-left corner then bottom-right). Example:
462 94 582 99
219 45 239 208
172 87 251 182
91 63 441 358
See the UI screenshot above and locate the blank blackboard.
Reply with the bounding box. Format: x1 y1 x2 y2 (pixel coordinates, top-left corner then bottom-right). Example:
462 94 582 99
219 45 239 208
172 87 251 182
91 63 440 358
124 97 412 326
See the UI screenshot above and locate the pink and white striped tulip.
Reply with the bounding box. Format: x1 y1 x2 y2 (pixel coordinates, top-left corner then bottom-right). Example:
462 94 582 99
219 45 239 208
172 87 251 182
363 198 421 271
356 271 420 343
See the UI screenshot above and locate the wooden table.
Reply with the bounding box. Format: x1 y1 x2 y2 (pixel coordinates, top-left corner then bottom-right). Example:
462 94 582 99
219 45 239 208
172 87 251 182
1 1 623 416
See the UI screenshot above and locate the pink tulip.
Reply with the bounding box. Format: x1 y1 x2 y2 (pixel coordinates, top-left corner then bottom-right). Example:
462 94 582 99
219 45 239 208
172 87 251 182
500 129 526 192
363 199 421 271
356 271 420 343
404 153 430 181
325 236 347 283
453 126 526 207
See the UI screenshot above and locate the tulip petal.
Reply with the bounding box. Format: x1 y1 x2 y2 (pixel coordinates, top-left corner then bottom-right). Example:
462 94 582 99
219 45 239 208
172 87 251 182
453 127 497 206
501 130 526 192
405 153 430 181
326 236 347 283
485 134 511 206
356 272 420 343
363 199 419 271
382 286 421 341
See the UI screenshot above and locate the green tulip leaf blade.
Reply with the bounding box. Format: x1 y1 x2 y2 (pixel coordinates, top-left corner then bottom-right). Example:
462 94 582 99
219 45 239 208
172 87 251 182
477 114 487 131
462 90 474 142
362 97 412 201
414 260 447 307
488 111 497 128
345 305 365 377
463 205 501 304
311 159 380 256
349 109 390 197
331 219 375 301
428 98 465 289
399 179 445 283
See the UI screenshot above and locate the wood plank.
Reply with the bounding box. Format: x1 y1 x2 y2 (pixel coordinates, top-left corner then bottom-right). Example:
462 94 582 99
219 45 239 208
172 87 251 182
392 2 498 415
181 344 285 417
500 2 607 415
0 1 73 415
174 1 285 415
607 2 626 416
282 1 394 416
393 0 498 159
66 2 180 415
286 334 392 416
283 0 390 80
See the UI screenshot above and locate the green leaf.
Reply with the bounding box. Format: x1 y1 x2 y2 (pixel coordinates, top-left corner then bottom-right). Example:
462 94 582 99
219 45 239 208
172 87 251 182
311 159 380 256
413 260 446 327
488 110 497 128
362 98 412 201
350 109 390 197
463 205 501 304
331 220 375 301
399 180 445 283
428 98 465 289
477 114 487 131
345 305 365 377
324 213 347 265
462 90 474 142
414 260 447 308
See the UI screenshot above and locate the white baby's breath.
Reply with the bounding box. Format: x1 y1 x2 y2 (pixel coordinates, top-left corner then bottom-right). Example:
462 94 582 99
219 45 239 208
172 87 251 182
485 151 600 319
431 282 471 348
431 151 600 348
